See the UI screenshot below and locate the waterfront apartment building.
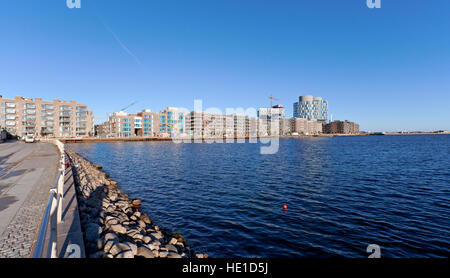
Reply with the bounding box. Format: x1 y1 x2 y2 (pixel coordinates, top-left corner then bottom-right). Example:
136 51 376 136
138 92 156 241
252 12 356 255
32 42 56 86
187 112 226 138
0 95 94 138
185 112 254 138
107 111 139 137
258 105 286 136
289 118 323 135
137 109 159 137
184 112 268 138
95 122 110 137
102 109 159 138
158 107 186 137
323 120 360 134
293 95 328 121
97 107 184 138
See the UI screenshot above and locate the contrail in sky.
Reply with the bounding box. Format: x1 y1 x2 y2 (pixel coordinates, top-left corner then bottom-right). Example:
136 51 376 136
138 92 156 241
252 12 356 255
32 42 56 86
99 17 143 67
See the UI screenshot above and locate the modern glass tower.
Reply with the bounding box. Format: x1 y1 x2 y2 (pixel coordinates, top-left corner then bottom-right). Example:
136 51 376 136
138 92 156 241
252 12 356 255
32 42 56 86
293 95 328 121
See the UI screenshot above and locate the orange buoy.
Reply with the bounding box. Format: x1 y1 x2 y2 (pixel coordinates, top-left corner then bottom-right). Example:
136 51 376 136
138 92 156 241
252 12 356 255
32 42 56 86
283 204 287 210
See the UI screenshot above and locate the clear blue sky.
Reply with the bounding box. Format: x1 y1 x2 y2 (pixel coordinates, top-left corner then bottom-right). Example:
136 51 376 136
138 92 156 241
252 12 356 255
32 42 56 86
1 0 449 132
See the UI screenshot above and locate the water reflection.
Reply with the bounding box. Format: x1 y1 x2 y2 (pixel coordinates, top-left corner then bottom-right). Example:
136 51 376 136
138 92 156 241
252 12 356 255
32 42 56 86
68 135 450 258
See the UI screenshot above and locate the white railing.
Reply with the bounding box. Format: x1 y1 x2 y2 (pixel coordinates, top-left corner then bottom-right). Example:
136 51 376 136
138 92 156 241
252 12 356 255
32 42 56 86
33 139 66 258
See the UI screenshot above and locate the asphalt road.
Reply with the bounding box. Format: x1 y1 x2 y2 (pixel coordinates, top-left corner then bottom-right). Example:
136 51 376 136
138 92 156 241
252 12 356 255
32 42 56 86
0 141 58 258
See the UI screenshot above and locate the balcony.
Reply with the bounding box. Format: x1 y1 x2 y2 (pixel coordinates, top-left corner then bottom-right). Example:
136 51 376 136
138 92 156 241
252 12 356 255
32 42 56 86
76 106 87 112
60 105 72 110
59 117 71 122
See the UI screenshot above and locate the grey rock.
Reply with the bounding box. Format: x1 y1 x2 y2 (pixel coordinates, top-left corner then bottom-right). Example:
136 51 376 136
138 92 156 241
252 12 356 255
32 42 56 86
115 250 134 258
133 233 144 240
159 251 168 258
151 232 163 240
127 242 138 256
110 224 127 234
109 242 131 256
165 244 178 253
168 252 182 258
104 232 118 242
136 246 155 258
137 220 146 229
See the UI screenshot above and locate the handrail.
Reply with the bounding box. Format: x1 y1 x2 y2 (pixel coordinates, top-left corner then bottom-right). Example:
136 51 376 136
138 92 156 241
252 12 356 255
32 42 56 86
33 139 65 258
33 170 62 258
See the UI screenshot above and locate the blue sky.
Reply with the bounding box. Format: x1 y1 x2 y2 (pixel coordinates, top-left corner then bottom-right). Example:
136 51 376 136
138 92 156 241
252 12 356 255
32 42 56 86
0 0 449 132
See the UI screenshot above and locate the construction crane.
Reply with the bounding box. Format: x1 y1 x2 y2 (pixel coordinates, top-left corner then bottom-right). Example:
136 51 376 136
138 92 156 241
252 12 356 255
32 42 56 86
269 94 279 108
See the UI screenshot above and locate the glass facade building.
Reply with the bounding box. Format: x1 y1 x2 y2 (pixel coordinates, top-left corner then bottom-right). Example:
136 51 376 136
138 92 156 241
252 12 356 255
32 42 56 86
293 95 328 121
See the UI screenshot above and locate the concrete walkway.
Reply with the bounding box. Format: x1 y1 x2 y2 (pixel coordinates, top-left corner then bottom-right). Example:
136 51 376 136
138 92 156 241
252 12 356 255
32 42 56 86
40 158 86 258
0 141 58 258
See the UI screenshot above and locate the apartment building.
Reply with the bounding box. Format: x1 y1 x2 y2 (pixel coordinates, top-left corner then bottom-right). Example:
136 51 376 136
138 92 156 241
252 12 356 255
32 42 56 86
103 110 158 138
107 111 136 137
158 107 186 137
185 112 266 138
137 109 159 137
257 105 286 136
233 114 247 137
185 112 226 138
323 120 359 134
95 122 110 137
0 95 94 138
290 118 323 135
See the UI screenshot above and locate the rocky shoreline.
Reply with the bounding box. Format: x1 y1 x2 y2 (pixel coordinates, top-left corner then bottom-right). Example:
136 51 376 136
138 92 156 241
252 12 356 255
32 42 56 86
66 150 207 258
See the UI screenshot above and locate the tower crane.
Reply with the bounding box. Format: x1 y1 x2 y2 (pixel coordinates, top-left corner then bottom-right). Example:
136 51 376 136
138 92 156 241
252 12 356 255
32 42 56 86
269 94 279 108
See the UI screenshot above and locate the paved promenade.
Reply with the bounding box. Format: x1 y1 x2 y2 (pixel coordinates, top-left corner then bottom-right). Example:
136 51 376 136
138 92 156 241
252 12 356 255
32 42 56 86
0 141 58 258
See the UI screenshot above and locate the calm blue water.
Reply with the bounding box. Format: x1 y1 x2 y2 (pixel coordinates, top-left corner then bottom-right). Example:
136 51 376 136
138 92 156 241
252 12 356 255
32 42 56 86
68 135 450 258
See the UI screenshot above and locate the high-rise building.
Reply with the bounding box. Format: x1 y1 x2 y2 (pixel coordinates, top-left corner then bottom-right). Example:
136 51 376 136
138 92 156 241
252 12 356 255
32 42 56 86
293 95 328 121
0 95 94 138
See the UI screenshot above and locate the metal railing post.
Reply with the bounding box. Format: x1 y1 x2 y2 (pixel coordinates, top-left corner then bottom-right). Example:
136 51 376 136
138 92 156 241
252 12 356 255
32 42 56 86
56 140 65 223
57 168 64 223
48 188 58 258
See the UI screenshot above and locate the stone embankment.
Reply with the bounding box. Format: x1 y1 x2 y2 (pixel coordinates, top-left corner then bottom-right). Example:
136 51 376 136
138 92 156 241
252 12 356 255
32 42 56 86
66 150 206 258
